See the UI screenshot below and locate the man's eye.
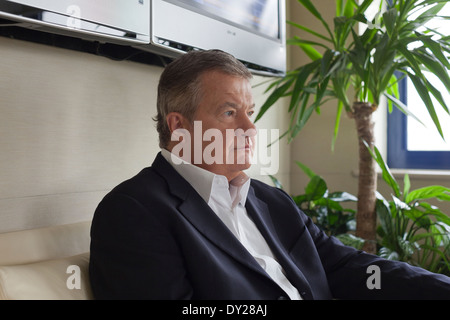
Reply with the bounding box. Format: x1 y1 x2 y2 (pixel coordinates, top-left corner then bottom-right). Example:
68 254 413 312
248 110 255 117
224 110 234 117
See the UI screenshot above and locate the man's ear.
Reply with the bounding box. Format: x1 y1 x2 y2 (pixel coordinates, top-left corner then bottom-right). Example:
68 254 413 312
166 112 188 133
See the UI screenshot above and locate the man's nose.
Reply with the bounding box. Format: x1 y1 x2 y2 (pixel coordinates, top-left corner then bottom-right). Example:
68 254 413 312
239 113 257 133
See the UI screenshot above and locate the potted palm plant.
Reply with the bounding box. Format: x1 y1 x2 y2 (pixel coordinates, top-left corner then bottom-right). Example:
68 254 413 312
368 143 450 274
256 0 450 253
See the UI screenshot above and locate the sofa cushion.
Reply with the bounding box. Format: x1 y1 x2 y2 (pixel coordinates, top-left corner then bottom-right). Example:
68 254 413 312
0 252 92 300
0 221 91 266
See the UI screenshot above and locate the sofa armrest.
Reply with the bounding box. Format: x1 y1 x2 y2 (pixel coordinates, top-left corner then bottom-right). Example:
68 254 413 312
0 252 92 300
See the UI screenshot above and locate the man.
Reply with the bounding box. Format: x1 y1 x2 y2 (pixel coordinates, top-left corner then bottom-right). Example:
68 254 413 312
89 50 450 300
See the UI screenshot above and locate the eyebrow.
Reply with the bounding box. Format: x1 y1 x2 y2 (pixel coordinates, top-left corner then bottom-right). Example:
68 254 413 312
219 102 256 110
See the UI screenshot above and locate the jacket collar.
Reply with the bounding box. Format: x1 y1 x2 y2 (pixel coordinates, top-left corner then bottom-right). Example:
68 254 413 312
151 152 192 201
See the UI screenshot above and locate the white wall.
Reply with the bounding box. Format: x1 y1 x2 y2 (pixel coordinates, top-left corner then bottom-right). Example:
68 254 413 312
0 36 291 233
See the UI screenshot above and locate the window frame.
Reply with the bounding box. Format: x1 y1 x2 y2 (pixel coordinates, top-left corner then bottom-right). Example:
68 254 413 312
387 77 450 170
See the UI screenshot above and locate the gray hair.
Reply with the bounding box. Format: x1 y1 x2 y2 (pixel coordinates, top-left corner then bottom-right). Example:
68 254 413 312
154 49 253 148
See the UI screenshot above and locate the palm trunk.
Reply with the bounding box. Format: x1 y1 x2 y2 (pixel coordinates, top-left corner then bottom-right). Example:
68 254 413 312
353 102 377 254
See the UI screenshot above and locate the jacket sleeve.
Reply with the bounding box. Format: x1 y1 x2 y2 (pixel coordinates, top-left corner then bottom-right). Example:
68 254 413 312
89 192 193 299
298 200 450 299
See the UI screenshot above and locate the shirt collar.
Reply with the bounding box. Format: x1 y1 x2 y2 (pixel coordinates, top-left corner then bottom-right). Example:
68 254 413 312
161 149 250 207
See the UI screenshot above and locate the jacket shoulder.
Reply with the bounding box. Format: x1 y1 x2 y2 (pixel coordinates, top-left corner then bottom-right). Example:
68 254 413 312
105 166 171 205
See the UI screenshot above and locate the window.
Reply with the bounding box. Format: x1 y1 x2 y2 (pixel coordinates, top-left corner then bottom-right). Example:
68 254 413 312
387 4 450 170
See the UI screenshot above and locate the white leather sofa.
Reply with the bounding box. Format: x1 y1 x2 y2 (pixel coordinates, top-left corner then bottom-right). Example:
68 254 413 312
0 221 93 300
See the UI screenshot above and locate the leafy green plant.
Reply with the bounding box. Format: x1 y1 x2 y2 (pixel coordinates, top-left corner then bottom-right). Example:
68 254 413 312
270 162 364 250
368 143 450 275
273 147 450 275
256 0 450 254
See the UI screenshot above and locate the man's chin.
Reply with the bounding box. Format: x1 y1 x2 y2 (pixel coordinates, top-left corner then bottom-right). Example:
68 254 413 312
228 161 252 173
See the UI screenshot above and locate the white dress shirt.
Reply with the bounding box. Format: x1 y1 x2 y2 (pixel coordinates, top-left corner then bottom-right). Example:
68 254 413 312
161 149 302 300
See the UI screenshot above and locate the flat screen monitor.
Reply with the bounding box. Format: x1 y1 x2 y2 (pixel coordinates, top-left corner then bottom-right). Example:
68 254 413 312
137 0 286 76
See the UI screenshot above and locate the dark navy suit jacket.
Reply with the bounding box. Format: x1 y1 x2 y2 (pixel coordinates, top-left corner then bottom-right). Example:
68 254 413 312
89 152 450 299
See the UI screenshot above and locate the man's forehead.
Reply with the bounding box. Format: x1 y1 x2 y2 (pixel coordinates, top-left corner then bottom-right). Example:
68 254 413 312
199 72 254 103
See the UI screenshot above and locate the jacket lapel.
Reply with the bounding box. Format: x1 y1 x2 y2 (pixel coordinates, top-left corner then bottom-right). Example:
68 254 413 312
178 193 272 276
245 185 314 299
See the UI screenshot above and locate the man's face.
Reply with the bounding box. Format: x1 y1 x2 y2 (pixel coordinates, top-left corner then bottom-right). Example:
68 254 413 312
170 70 257 181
